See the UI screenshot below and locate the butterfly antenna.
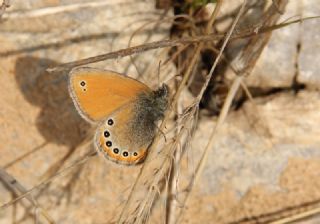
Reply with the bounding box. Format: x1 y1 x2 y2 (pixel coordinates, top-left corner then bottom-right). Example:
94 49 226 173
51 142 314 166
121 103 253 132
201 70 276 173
157 60 162 87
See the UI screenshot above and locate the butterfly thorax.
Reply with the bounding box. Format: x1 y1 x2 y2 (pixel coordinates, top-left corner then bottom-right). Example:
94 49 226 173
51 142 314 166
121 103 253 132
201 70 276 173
129 84 168 147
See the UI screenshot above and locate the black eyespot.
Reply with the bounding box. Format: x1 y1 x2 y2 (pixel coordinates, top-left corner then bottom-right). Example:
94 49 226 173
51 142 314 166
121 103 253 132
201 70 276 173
106 141 112 147
122 151 129 157
107 119 114 126
80 81 86 86
113 148 119 154
133 152 138 156
103 130 110 138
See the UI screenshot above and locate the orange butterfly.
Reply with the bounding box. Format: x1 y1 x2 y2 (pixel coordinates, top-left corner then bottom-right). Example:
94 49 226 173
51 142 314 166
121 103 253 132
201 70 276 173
68 67 168 165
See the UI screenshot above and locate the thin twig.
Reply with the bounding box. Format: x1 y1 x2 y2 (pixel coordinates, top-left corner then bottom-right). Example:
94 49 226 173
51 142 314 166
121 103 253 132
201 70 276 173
116 1 246 223
47 15 319 73
0 167 56 223
231 198 320 223
47 35 223 73
174 1 247 222
126 9 171 77
0 150 96 210
4 142 48 168
270 205 320 224
167 1 224 223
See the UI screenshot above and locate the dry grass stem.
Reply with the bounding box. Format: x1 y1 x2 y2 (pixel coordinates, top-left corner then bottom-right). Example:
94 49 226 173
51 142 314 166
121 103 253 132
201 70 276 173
174 0 247 220
117 1 247 223
3 142 48 169
270 204 320 224
47 15 318 73
166 1 224 223
0 149 96 210
234 199 320 223
234 0 288 75
117 25 203 224
0 167 56 223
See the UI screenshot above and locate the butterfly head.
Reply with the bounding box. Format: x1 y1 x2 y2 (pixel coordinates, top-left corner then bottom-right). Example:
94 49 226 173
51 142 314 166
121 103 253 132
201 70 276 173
153 84 169 112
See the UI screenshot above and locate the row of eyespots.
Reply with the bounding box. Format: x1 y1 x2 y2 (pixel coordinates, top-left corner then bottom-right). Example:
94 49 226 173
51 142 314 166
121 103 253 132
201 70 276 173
107 141 138 158
102 122 138 158
104 118 113 147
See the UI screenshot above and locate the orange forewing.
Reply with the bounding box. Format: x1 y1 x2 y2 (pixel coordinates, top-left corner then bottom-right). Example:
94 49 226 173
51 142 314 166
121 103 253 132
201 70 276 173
68 67 150 122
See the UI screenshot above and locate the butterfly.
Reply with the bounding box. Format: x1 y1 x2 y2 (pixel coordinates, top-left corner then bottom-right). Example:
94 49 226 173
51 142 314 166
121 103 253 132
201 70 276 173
68 67 168 165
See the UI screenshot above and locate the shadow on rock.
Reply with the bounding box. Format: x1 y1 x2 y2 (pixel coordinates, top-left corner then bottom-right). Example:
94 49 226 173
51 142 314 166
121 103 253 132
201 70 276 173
14 56 90 149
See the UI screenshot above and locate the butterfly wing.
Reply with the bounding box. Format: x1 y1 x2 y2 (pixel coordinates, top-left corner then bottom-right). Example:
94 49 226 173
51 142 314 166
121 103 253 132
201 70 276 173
94 102 156 165
68 67 151 123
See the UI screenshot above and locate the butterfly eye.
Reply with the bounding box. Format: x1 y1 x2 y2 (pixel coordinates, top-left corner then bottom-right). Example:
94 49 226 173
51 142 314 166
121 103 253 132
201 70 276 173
103 130 110 138
107 119 114 126
122 151 129 157
113 148 119 154
133 152 138 156
106 141 112 147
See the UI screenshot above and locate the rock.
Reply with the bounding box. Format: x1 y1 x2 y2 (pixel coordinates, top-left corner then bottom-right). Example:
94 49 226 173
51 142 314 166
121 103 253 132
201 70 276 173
298 0 320 88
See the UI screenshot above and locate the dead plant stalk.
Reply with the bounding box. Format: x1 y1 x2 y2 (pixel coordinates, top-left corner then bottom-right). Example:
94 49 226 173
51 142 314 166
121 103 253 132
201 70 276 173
0 167 55 223
174 1 246 223
117 1 246 223
47 15 319 73
167 1 224 223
